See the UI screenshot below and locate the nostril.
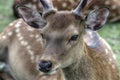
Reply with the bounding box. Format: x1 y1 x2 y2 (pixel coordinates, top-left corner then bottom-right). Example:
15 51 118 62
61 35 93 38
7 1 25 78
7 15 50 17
38 61 52 73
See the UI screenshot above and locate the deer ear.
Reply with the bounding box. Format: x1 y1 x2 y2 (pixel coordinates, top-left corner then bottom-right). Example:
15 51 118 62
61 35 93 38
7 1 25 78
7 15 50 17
17 6 46 28
85 8 109 31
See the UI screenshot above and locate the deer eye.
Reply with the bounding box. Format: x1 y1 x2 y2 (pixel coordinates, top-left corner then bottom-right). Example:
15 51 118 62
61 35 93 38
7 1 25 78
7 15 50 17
69 35 78 41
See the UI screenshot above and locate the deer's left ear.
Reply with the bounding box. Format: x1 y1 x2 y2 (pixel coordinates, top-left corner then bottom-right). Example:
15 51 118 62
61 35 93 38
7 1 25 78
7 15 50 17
85 8 109 31
17 6 46 28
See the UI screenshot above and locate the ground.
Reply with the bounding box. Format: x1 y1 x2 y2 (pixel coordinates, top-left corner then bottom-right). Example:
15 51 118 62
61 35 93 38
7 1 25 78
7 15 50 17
0 0 120 72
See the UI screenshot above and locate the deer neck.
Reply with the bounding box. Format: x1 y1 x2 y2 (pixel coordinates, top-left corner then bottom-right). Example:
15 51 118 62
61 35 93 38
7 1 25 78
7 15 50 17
63 43 94 80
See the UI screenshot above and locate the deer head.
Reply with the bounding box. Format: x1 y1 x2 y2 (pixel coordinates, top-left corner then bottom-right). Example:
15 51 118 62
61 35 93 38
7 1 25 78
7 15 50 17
17 0 109 74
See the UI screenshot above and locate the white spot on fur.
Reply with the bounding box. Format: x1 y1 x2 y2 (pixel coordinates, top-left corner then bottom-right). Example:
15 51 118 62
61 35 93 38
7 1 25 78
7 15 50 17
109 58 112 62
30 34 34 38
8 32 13 36
62 2 67 8
15 22 20 28
15 28 20 33
24 41 28 46
17 33 21 37
35 34 39 39
105 1 110 5
36 56 40 70
28 50 34 57
69 0 74 3
41 76 47 79
9 23 14 26
18 36 23 41
112 5 117 9
36 38 42 42
105 49 108 54
18 20 22 24
88 30 92 35
21 40 28 46
20 41 25 45
27 46 31 50
28 50 35 62
113 54 116 60
2 36 7 39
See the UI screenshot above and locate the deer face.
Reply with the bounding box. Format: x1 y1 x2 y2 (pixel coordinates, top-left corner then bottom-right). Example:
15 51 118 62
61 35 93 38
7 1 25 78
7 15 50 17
17 0 109 74
40 11 84 69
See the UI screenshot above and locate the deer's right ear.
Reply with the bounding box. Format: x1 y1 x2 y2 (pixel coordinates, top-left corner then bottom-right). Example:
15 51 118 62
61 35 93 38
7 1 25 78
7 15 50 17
17 6 46 28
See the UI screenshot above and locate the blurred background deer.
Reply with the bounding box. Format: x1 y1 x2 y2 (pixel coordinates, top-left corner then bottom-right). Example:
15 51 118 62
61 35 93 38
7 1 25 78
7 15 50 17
12 0 120 22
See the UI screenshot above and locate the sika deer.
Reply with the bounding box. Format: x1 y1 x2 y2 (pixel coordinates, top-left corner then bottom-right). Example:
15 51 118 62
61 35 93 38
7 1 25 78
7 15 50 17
0 0 119 80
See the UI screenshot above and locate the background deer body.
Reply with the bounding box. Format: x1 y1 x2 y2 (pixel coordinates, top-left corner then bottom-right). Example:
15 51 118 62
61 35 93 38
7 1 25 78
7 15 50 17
13 0 120 22
0 0 119 80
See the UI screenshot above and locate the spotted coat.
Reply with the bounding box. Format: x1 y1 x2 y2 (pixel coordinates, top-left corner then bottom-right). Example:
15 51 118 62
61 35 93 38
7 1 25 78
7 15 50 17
0 19 66 80
0 18 119 80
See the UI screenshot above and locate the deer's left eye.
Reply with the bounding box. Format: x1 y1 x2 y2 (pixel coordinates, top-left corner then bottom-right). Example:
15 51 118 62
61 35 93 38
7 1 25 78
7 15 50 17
70 35 78 41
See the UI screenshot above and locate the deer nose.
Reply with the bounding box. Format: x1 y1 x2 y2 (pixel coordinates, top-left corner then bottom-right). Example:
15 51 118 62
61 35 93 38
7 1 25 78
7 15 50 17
38 60 52 73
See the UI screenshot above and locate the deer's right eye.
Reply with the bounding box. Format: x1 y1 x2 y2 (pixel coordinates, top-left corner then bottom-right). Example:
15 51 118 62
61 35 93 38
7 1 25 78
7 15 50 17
69 35 78 41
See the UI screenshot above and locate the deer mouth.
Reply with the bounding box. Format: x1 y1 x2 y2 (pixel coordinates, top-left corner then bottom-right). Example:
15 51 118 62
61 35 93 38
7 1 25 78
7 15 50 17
39 67 59 75
48 67 59 75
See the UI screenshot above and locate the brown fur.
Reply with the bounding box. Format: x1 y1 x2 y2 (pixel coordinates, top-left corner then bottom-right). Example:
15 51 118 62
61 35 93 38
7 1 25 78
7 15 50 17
0 13 119 80
39 11 119 80
63 38 119 80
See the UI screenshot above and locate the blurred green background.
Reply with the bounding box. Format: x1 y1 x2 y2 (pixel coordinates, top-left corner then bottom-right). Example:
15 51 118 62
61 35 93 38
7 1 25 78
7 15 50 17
0 0 120 71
